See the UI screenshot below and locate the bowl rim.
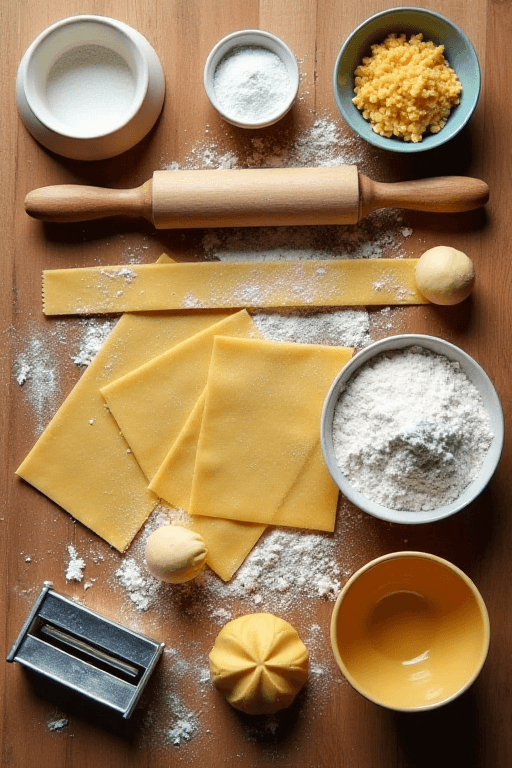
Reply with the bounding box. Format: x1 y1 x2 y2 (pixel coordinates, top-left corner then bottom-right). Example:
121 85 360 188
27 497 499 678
203 28 300 129
330 550 491 711
332 6 481 153
21 14 150 140
320 334 504 524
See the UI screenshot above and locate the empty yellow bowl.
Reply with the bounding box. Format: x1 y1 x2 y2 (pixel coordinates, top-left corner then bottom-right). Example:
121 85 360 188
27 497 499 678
330 552 490 711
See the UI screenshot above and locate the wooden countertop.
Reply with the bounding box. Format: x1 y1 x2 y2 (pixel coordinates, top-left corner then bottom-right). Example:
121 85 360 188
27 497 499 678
1 1 511 766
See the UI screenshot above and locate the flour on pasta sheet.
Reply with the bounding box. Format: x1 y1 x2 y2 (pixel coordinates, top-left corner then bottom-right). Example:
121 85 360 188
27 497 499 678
332 346 494 511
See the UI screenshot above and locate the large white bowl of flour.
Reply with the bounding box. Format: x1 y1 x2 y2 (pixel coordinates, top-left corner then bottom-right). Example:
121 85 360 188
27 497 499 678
321 335 504 524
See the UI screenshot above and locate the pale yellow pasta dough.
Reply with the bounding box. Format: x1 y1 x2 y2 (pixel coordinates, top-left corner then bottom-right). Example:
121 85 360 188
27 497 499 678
189 337 353 530
16 255 235 551
101 310 259 481
149 390 208 511
145 525 207 583
209 613 309 715
42 259 427 315
415 246 475 305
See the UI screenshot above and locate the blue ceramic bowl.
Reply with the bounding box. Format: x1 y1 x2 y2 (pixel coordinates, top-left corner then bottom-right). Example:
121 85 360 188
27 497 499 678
333 7 480 153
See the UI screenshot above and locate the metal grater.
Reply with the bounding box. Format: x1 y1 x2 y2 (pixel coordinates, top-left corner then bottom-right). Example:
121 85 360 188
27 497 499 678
6 585 164 718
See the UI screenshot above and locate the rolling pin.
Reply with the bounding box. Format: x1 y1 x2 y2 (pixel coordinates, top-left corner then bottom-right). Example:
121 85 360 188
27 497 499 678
24 166 489 229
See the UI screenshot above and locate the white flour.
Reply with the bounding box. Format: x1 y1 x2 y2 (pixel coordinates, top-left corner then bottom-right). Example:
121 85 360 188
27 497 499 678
115 557 159 610
46 45 135 136
14 334 60 433
166 693 200 747
13 318 116 431
218 528 343 606
333 346 494 511
71 318 116 366
252 308 370 348
213 46 291 122
65 544 86 582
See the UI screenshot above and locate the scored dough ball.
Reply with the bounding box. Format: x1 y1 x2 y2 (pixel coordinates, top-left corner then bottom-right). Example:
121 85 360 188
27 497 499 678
145 525 207 583
209 613 309 715
415 245 475 305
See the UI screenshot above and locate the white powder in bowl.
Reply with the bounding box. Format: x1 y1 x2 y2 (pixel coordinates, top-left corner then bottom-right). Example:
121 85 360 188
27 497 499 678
46 44 135 136
332 346 494 511
213 46 291 122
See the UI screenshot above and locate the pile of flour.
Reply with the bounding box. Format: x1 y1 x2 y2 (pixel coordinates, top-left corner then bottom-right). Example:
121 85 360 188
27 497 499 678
213 46 291 122
332 346 494 511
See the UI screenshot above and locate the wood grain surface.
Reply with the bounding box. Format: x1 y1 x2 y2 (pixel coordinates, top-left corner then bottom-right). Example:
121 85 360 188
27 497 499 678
1 1 511 767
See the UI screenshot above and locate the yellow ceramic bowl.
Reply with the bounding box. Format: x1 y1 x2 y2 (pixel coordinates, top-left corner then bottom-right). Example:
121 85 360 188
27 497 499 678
330 552 490 711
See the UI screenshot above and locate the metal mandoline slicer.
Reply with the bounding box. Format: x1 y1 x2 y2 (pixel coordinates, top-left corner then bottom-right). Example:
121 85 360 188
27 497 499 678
6 585 164 718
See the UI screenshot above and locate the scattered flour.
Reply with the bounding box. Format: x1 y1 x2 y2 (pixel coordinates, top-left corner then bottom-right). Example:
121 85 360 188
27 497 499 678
71 318 116 366
166 693 199 747
15 361 31 386
14 334 61 433
217 529 344 607
13 318 117 430
115 508 348 615
115 557 160 611
252 308 371 348
47 717 69 733
65 544 86 582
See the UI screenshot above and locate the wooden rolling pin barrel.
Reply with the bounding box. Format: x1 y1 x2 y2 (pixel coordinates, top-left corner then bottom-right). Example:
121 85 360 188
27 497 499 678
24 166 489 229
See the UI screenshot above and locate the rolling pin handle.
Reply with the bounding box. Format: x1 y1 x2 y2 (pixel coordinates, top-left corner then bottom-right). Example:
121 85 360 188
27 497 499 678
24 180 153 224
359 173 489 217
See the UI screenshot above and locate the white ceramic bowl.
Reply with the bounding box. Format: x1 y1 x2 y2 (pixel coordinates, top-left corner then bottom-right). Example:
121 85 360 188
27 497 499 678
204 30 299 129
16 15 165 160
321 335 504 524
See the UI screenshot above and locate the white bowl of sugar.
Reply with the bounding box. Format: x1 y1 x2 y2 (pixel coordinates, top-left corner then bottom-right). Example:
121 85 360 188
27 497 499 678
204 30 299 129
321 335 504 525
16 15 165 161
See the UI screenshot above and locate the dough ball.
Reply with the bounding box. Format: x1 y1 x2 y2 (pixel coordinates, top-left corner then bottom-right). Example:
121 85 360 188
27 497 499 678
415 245 475 305
209 613 309 715
145 525 207 583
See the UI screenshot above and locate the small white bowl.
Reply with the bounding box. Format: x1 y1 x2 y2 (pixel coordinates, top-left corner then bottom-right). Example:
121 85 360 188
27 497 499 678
204 30 299 129
320 335 504 524
16 15 165 161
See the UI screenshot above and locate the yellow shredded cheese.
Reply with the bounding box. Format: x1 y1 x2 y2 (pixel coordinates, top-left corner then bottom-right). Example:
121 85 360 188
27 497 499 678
352 33 462 143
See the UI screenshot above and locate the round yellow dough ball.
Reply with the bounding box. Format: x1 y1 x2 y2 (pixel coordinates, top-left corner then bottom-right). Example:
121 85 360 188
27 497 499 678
209 613 309 715
415 245 475 305
145 525 207 583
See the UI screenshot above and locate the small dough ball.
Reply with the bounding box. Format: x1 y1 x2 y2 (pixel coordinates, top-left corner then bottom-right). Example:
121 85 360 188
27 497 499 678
209 613 309 715
145 525 207 583
415 245 475 305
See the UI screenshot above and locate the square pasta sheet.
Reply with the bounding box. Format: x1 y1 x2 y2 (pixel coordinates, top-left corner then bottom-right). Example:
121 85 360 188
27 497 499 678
189 336 353 530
